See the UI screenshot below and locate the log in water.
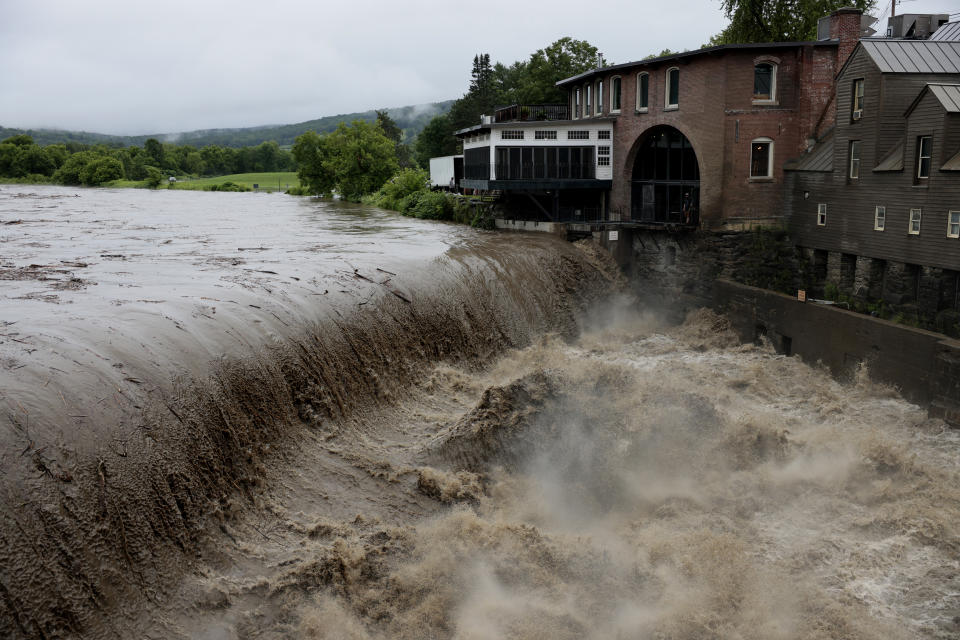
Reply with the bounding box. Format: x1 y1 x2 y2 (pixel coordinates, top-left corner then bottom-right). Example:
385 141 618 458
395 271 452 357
1 186 958 639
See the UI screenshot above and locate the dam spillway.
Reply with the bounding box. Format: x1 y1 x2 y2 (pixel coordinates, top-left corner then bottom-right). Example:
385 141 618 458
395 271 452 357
0 186 958 639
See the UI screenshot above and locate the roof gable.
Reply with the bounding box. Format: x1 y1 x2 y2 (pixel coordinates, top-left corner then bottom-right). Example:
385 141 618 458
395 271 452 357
905 83 960 117
859 40 960 73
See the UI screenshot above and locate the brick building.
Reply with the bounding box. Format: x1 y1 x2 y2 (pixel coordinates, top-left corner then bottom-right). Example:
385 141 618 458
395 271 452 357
554 8 865 229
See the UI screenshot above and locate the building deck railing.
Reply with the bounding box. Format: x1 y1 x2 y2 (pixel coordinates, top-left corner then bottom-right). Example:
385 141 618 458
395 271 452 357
494 104 569 122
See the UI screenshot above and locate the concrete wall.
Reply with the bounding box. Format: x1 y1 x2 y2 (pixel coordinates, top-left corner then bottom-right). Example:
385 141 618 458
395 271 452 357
711 279 960 423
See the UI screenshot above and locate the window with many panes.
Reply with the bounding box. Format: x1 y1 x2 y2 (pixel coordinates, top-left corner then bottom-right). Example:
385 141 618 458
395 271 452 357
501 130 524 140
849 140 861 180
567 131 590 140
916 136 931 182
535 130 557 140
948 211 960 238
874 206 885 231
597 130 610 140
909 208 922 234
637 72 649 112
611 77 622 112
817 203 826 226
753 63 776 102
665 68 679 108
852 79 864 120
750 139 773 178
597 145 611 166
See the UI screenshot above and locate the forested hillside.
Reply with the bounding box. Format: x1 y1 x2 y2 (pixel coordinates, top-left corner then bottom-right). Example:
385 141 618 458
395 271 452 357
0 101 454 149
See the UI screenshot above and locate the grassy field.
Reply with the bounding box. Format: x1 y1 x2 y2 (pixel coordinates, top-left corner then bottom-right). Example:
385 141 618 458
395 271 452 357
103 172 300 192
171 172 299 192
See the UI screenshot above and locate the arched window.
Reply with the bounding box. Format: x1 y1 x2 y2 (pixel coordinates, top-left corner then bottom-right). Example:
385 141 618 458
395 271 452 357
636 72 649 112
611 76 622 112
753 62 777 102
665 67 679 109
750 137 774 178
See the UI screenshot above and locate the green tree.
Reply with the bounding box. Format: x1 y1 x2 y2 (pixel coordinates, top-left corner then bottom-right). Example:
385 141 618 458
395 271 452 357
376 110 415 168
413 114 458 169
514 38 606 104
144 138 164 166
2 134 34 148
79 155 124 185
291 130 336 196
324 120 399 201
145 166 164 188
711 0 875 44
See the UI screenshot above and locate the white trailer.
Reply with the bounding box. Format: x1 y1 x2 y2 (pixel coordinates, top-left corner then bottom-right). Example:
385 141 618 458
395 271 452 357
429 155 463 190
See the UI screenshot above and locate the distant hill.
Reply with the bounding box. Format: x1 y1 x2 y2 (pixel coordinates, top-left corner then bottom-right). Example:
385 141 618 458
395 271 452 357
0 101 455 148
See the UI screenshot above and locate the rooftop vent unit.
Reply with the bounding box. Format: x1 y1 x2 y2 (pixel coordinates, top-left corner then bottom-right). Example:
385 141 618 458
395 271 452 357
885 14 950 39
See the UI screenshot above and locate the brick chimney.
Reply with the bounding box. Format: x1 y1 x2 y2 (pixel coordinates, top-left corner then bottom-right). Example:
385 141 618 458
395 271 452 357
829 7 863 69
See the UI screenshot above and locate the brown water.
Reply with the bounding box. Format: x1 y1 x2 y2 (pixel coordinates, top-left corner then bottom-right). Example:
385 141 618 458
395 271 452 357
2 186 958 639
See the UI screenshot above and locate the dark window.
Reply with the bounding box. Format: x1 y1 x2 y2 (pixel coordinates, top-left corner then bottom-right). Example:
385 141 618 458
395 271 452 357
753 63 774 100
574 88 581 118
667 68 679 107
848 140 861 180
596 80 603 114
638 73 649 110
612 77 622 111
916 136 932 181
585 84 591 116
750 140 771 178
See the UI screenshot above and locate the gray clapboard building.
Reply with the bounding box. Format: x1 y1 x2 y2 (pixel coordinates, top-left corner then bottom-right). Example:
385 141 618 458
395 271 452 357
785 35 960 324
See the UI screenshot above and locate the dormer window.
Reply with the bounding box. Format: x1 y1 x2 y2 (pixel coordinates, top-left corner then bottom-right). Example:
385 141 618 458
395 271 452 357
852 78 864 121
753 63 776 102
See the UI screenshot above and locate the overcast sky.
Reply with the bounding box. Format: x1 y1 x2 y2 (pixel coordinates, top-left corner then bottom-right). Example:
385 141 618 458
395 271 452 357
0 0 955 136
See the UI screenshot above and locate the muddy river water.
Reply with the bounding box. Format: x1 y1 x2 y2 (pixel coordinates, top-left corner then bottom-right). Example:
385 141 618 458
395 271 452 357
1 186 959 639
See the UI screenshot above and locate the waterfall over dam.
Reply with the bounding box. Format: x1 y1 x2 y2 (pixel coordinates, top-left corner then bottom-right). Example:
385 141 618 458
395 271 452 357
1 186 958 639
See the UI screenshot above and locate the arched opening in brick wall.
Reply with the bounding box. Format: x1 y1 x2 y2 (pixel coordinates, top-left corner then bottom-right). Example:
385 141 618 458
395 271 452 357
631 126 700 225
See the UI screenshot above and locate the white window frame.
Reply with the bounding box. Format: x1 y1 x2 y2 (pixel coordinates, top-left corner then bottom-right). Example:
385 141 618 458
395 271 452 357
849 140 861 180
567 130 590 140
636 72 649 113
752 62 777 104
852 78 864 120
750 137 774 179
595 79 603 115
916 136 931 181
534 130 557 140
817 203 827 226
611 76 622 113
665 67 679 110
909 208 922 235
584 83 592 117
501 130 524 140
874 205 885 231
574 87 581 119
597 130 611 140
948 211 960 238
597 145 611 167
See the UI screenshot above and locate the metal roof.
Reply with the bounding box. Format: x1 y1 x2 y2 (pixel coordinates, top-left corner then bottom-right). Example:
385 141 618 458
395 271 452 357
860 40 960 73
942 149 960 171
785 130 834 172
930 20 960 41
873 141 904 171
928 84 960 112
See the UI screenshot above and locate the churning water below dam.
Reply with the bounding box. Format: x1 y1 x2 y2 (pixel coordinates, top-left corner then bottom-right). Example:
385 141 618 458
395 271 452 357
1 186 959 639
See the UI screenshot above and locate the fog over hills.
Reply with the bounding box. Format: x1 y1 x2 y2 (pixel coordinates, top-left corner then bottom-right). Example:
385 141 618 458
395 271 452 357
0 100 455 148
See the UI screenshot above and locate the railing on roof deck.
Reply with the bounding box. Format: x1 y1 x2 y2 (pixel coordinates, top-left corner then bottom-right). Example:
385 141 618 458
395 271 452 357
494 104 569 122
